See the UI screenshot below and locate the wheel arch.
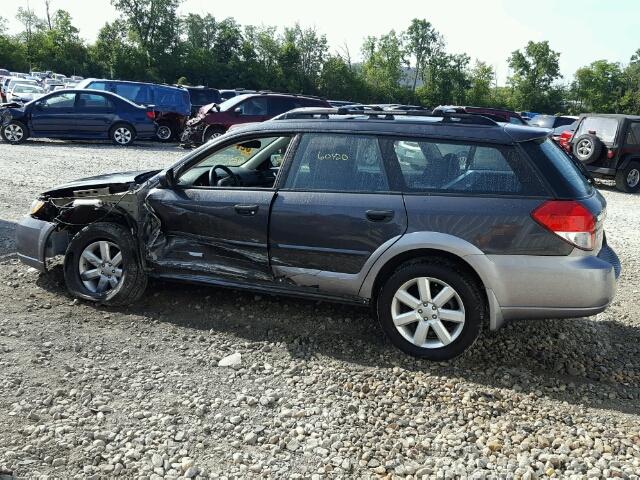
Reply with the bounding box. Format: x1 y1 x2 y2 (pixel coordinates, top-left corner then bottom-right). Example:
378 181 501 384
359 232 502 330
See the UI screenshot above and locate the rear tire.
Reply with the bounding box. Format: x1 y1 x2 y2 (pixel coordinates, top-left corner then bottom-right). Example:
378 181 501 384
64 222 147 306
615 160 640 193
110 123 135 146
376 259 484 360
156 123 174 142
1 120 29 144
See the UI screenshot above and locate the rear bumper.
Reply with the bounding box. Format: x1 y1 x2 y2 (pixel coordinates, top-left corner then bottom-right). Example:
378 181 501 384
467 243 620 329
15 216 69 272
135 123 158 140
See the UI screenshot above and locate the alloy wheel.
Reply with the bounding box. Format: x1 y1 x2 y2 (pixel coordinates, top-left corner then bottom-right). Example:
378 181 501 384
4 124 24 142
156 125 172 140
78 240 123 294
113 127 132 145
576 139 593 157
627 168 640 188
391 276 465 349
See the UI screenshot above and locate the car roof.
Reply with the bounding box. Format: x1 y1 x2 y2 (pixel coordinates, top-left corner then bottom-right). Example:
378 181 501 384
579 113 640 121
81 78 187 91
228 115 549 144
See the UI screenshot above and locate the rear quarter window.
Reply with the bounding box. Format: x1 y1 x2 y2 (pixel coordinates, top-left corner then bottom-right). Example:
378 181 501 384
521 139 593 198
387 138 548 196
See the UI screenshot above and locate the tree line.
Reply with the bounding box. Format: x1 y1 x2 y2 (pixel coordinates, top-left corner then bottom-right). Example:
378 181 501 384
1 0 639 114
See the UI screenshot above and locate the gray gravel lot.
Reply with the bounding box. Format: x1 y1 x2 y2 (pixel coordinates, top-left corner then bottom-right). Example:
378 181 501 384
0 139 639 479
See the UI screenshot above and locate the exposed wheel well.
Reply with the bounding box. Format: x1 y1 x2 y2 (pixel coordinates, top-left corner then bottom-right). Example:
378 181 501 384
62 208 135 237
370 248 488 318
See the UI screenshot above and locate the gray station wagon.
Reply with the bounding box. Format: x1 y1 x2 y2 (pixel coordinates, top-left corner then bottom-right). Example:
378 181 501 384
16 109 620 360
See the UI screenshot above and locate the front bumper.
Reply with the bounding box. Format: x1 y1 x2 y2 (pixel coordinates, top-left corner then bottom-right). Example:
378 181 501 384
16 216 69 271
180 124 204 147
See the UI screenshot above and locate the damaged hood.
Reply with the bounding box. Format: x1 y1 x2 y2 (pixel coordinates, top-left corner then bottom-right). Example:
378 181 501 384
42 169 161 196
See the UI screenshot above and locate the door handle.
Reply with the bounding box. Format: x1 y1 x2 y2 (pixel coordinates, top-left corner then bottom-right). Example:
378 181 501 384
366 209 394 222
234 204 259 216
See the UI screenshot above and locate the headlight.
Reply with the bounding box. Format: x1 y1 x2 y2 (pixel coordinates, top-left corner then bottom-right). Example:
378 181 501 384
29 199 45 215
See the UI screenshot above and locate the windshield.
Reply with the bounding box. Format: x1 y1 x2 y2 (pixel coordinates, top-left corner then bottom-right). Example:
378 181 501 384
217 94 253 112
529 115 554 128
189 89 221 106
13 85 44 93
576 117 619 144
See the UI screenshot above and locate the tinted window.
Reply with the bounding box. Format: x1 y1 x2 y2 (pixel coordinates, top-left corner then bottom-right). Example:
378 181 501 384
576 117 619 143
40 92 76 109
88 81 108 91
508 116 526 125
189 89 221 105
285 134 389 192
113 83 152 104
236 97 268 115
268 97 297 115
390 139 546 195
77 93 114 111
522 139 592 197
625 123 640 146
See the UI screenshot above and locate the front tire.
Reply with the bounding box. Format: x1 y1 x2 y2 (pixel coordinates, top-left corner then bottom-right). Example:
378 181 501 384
64 222 147 306
376 260 484 360
110 123 135 146
202 126 225 144
1 121 29 144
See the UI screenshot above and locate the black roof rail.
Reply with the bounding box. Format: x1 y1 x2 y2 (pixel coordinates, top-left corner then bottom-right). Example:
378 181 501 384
277 107 499 126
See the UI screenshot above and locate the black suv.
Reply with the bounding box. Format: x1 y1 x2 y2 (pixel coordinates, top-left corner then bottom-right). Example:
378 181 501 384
16 109 620 360
569 114 640 193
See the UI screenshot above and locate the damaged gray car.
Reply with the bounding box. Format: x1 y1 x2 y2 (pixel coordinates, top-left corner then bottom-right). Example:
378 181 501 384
16 108 620 360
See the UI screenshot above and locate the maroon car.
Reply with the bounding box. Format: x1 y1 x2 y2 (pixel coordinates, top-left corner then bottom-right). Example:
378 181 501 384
432 105 527 125
181 92 331 146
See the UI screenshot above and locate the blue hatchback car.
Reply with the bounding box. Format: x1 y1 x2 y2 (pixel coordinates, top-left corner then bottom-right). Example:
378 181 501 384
0 89 157 146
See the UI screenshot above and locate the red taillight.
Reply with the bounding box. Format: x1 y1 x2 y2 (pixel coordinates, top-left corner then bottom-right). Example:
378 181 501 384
146 110 155 121
607 149 616 159
531 200 596 250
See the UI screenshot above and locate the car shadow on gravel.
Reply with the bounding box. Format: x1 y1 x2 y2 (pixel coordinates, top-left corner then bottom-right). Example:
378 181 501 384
20 139 181 152
34 267 640 415
0 219 16 258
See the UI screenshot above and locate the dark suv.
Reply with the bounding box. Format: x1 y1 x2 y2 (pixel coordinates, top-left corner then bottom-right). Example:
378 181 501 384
569 114 640 193
77 79 191 142
15 109 620 360
181 92 331 146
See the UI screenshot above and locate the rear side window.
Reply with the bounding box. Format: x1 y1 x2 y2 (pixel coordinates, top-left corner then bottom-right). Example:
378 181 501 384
113 83 152 104
388 138 547 196
521 139 592 198
575 117 618 143
77 93 114 111
625 123 640 145
285 134 389 192
268 97 297 115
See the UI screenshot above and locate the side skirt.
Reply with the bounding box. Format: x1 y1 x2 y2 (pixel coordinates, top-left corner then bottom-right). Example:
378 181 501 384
150 272 370 307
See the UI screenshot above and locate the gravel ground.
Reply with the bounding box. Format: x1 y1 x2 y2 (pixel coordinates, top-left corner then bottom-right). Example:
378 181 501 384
0 139 639 480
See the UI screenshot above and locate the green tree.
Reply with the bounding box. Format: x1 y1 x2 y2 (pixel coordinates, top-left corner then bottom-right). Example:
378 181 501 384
467 61 495 106
404 19 441 93
572 60 624 113
361 30 407 102
508 40 562 111
0 16 28 71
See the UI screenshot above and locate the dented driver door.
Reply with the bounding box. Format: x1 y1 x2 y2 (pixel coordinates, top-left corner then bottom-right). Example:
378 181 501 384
144 187 275 283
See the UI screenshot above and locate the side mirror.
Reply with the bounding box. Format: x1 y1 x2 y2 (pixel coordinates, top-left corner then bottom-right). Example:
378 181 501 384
234 107 242 115
158 169 175 188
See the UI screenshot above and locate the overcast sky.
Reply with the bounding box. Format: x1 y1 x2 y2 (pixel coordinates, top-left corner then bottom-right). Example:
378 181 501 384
3 0 638 84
